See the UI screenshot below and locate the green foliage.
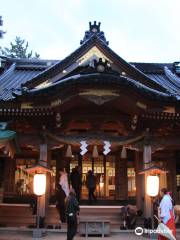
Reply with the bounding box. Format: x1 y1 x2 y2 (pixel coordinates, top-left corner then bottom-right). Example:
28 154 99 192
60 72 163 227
0 36 40 58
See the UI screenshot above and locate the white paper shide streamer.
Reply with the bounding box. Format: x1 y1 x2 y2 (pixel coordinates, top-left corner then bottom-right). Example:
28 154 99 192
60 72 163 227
103 141 111 155
80 141 88 155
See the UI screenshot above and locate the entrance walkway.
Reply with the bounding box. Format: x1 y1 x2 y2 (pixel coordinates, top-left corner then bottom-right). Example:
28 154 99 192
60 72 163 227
0 227 180 239
0 232 149 240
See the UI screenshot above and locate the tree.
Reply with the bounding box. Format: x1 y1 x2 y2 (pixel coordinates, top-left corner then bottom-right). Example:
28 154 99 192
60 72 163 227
0 36 40 58
0 16 6 39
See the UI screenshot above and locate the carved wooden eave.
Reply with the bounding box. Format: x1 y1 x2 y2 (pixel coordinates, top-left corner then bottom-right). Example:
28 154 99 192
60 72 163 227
79 89 119 105
131 135 180 152
44 131 146 146
16 131 180 153
15 132 61 150
10 75 175 116
0 107 55 117
141 112 180 121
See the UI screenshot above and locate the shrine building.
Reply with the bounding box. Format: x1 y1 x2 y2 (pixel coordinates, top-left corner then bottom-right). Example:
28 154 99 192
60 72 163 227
0 21 180 225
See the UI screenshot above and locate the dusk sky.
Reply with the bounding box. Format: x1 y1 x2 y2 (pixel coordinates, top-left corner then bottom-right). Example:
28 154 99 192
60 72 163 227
0 0 180 63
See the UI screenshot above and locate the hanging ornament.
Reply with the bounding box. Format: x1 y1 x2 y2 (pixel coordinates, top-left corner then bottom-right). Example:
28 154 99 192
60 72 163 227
92 145 99 158
131 114 138 130
56 112 62 128
80 141 88 155
121 146 127 159
40 144 47 163
103 141 111 155
143 145 152 169
66 145 72 157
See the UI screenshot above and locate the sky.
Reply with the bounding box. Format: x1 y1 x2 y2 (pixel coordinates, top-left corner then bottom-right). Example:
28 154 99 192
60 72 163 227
0 0 180 63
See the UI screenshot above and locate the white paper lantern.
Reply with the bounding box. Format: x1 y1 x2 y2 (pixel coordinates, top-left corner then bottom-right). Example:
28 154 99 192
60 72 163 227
146 175 159 197
33 173 46 196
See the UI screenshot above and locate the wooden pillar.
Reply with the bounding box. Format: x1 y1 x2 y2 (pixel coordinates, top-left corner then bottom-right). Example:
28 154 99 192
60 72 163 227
56 147 69 173
143 145 152 218
78 154 82 170
92 156 94 173
135 151 143 210
0 157 5 202
103 155 107 197
78 154 82 200
115 151 127 200
66 157 71 176
39 143 48 220
115 151 120 199
46 149 51 204
166 152 177 201
3 156 15 198
3 142 17 199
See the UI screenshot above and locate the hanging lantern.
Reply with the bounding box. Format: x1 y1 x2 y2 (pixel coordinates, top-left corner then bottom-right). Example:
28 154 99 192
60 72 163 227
139 166 168 175
92 145 99 158
100 175 104 188
146 175 159 197
66 145 72 157
121 147 127 159
33 173 46 196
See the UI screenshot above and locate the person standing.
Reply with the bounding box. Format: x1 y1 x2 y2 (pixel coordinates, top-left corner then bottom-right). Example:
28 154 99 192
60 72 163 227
158 188 176 240
65 188 80 240
59 168 70 197
70 166 81 202
56 184 66 223
86 170 97 204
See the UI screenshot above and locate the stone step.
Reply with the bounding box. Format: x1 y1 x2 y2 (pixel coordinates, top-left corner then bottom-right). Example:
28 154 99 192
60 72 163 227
46 205 124 227
0 204 142 229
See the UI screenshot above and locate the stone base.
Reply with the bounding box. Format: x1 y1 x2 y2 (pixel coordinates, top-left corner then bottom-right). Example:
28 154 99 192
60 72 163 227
33 229 43 238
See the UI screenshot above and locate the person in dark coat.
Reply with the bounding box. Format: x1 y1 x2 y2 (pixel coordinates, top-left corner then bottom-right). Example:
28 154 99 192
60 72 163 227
56 184 66 223
30 194 37 215
86 170 97 204
65 188 80 240
70 166 81 202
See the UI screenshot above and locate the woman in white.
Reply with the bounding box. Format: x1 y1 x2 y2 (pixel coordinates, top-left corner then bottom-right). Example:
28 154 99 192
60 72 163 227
59 168 70 197
158 188 176 240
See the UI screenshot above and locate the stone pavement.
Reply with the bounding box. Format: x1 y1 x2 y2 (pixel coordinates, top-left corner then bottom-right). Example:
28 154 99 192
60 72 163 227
0 229 179 240
0 232 149 240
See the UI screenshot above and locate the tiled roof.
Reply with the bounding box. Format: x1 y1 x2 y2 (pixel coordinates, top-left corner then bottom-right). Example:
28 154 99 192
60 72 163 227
1 21 180 103
130 62 173 74
130 62 180 100
18 35 166 93
0 51 180 102
0 58 57 101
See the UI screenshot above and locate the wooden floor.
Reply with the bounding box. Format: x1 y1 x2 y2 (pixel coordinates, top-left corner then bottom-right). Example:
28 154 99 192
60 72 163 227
0 204 35 227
